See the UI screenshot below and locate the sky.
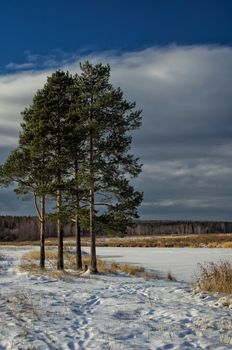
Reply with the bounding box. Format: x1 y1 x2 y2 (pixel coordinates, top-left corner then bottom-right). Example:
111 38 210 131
0 0 232 220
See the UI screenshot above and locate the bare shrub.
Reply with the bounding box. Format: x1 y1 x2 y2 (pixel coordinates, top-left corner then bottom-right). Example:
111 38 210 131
197 260 232 294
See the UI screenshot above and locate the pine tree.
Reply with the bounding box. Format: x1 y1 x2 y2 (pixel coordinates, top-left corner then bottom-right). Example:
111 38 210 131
0 87 52 267
73 62 143 273
99 178 143 236
38 70 74 270
1 72 74 270
63 122 88 270
19 89 52 268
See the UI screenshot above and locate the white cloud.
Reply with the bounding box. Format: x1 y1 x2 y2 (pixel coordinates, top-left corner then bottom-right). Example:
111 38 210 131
6 62 36 70
1 45 232 219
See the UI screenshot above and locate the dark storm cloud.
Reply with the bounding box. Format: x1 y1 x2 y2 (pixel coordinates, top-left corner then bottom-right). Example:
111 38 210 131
0 45 232 219
106 46 232 220
0 188 34 215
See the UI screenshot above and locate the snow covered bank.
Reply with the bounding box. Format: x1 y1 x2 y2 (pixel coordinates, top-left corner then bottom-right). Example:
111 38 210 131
0 247 232 349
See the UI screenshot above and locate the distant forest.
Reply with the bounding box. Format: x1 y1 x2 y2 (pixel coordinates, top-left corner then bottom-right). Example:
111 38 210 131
127 220 232 236
0 216 70 241
0 216 232 241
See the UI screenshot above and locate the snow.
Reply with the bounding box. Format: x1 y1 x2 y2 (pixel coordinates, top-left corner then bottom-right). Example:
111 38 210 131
0 246 232 349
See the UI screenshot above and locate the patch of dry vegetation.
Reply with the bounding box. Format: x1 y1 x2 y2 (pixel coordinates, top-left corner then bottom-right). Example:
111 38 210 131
119 264 144 276
0 253 6 270
3 233 232 249
220 242 232 248
141 271 160 280
167 271 176 281
19 249 158 279
99 234 232 248
197 261 232 295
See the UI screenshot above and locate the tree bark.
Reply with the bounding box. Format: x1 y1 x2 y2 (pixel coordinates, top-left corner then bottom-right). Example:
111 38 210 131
74 160 82 269
57 184 64 270
75 215 82 269
89 128 97 273
40 194 46 269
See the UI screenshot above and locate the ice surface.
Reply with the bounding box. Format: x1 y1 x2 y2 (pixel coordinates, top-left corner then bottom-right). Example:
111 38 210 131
86 246 232 282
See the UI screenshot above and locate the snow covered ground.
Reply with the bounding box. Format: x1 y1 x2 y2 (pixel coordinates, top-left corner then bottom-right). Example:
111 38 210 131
0 246 232 349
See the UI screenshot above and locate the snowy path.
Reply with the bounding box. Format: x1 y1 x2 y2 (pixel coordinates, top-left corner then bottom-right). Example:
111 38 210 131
0 247 232 349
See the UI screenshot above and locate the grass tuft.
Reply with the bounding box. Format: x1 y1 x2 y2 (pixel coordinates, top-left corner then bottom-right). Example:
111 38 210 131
221 242 232 248
141 271 160 280
167 271 176 281
197 260 232 294
119 264 145 276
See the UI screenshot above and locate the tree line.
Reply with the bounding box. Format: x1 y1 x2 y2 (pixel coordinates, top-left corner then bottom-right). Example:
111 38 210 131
1 216 231 242
127 220 232 235
0 216 58 241
0 62 143 273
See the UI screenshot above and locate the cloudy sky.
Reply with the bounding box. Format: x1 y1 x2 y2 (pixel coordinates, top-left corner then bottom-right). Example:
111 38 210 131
0 0 232 220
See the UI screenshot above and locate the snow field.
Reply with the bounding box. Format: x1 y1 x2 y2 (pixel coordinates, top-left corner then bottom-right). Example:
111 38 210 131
0 246 232 349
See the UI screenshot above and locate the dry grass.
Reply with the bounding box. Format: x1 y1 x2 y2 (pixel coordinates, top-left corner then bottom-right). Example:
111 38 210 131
99 234 232 248
197 260 232 295
19 250 74 279
141 271 160 280
22 250 57 261
19 249 155 278
3 233 232 248
167 271 176 281
119 263 144 276
221 242 232 248
0 253 5 270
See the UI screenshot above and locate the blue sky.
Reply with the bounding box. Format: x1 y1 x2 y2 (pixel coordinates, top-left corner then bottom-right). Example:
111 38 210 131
1 0 232 71
0 1 232 220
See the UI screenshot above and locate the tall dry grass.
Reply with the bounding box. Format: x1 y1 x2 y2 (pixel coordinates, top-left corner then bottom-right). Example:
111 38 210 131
3 233 232 248
99 234 232 248
19 249 157 279
197 260 232 294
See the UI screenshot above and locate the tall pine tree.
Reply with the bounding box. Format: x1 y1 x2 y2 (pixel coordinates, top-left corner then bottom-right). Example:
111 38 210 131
73 62 142 273
39 71 74 270
0 88 52 268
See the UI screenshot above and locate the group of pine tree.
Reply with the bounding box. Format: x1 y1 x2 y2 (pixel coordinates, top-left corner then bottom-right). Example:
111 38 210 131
0 62 142 273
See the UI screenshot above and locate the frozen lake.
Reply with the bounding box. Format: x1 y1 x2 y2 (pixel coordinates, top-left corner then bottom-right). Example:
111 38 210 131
84 246 232 282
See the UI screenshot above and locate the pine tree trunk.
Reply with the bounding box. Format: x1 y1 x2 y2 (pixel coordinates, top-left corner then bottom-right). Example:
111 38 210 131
74 160 82 269
90 183 97 272
57 184 64 270
75 215 82 269
89 128 97 273
40 194 46 269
